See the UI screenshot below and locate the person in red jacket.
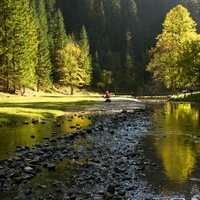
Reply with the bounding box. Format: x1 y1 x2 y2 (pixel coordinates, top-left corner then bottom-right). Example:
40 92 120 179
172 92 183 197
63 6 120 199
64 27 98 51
105 91 110 98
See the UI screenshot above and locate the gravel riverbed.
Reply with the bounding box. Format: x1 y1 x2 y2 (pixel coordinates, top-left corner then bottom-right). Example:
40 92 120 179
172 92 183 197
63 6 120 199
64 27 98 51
0 98 167 199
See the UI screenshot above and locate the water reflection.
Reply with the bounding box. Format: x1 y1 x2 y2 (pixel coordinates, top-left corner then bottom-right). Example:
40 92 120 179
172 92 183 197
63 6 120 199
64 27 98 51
149 102 200 183
0 112 92 160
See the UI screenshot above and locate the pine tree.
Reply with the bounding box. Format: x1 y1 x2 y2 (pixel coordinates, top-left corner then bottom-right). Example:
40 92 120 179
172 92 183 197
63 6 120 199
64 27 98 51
125 30 135 90
31 0 52 92
92 51 102 89
79 26 92 87
45 0 57 59
90 0 106 53
53 9 68 83
103 0 122 51
0 0 38 93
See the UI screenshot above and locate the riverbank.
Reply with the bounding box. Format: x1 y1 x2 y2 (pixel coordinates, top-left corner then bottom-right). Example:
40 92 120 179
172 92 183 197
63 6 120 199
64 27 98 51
168 92 200 102
0 99 155 199
1 98 199 199
0 90 100 126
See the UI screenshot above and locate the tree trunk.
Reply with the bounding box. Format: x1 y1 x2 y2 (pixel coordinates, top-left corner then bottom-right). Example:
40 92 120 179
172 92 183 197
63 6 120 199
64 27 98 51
70 86 74 95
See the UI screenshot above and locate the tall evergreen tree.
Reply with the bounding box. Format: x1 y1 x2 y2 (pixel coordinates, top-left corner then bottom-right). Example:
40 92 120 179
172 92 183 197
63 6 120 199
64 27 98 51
45 0 57 59
31 0 52 91
92 51 102 89
120 0 139 47
79 26 92 87
103 0 122 51
0 0 38 93
52 9 68 83
124 30 135 90
90 0 106 53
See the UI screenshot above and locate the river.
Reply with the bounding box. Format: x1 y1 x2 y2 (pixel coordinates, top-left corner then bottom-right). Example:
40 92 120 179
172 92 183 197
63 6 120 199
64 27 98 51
0 100 200 199
143 102 200 199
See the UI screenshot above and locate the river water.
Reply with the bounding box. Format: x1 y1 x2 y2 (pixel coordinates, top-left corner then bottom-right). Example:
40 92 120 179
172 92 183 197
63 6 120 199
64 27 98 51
0 112 92 160
1 100 200 199
143 102 200 199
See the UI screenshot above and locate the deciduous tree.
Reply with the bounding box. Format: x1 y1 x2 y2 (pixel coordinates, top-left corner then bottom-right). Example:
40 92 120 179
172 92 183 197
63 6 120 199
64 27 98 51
56 38 91 94
147 5 197 93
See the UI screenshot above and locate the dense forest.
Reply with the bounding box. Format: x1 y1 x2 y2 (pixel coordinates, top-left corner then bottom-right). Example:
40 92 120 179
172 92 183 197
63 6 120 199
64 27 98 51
1 0 200 95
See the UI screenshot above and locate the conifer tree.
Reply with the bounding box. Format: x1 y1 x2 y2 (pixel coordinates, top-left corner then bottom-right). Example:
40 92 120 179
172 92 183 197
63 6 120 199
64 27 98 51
92 51 102 89
53 9 68 83
0 0 38 93
45 0 58 65
31 0 52 91
103 0 122 50
125 30 135 90
90 0 106 52
79 26 92 86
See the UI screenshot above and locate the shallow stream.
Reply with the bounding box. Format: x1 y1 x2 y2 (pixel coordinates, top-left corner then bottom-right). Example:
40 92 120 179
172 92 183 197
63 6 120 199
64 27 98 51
143 102 200 199
0 100 200 199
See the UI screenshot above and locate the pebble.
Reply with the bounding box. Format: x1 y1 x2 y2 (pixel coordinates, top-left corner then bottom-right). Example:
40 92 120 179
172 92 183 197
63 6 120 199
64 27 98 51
0 105 160 199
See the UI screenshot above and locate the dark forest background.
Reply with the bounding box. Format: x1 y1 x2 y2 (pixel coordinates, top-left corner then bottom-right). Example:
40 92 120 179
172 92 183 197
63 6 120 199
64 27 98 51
56 0 200 95
1 0 200 95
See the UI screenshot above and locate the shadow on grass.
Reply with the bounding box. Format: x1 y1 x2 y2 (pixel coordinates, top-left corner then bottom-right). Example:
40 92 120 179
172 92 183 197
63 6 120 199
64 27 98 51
0 100 96 110
0 100 97 126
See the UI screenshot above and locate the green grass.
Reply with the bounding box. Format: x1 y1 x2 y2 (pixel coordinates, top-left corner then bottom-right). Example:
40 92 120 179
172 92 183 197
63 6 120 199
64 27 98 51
169 92 200 102
0 91 100 126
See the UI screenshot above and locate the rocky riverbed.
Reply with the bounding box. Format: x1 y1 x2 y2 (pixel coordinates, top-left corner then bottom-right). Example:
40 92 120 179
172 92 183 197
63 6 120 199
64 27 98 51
0 98 168 199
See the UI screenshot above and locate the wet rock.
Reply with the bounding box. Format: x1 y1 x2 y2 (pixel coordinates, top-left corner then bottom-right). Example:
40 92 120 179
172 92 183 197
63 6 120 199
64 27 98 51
103 192 114 199
56 123 61 127
13 176 23 183
0 105 160 199
23 174 34 181
41 120 46 124
107 184 116 194
117 189 126 196
69 135 75 140
10 169 21 178
36 183 47 188
86 128 93 133
24 186 32 195
0 170 5 178
47 163 56 170
69 193 77 200
49 138 57 143
24 166 34 172
32 119 39 124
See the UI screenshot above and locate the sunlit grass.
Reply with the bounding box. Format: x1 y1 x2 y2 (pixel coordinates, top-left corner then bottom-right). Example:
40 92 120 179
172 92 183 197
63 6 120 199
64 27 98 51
170 92 200 102
0 91 100 126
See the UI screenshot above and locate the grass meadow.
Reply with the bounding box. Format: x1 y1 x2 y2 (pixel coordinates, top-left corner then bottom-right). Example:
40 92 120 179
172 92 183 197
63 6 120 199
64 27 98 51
0 91 100 126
